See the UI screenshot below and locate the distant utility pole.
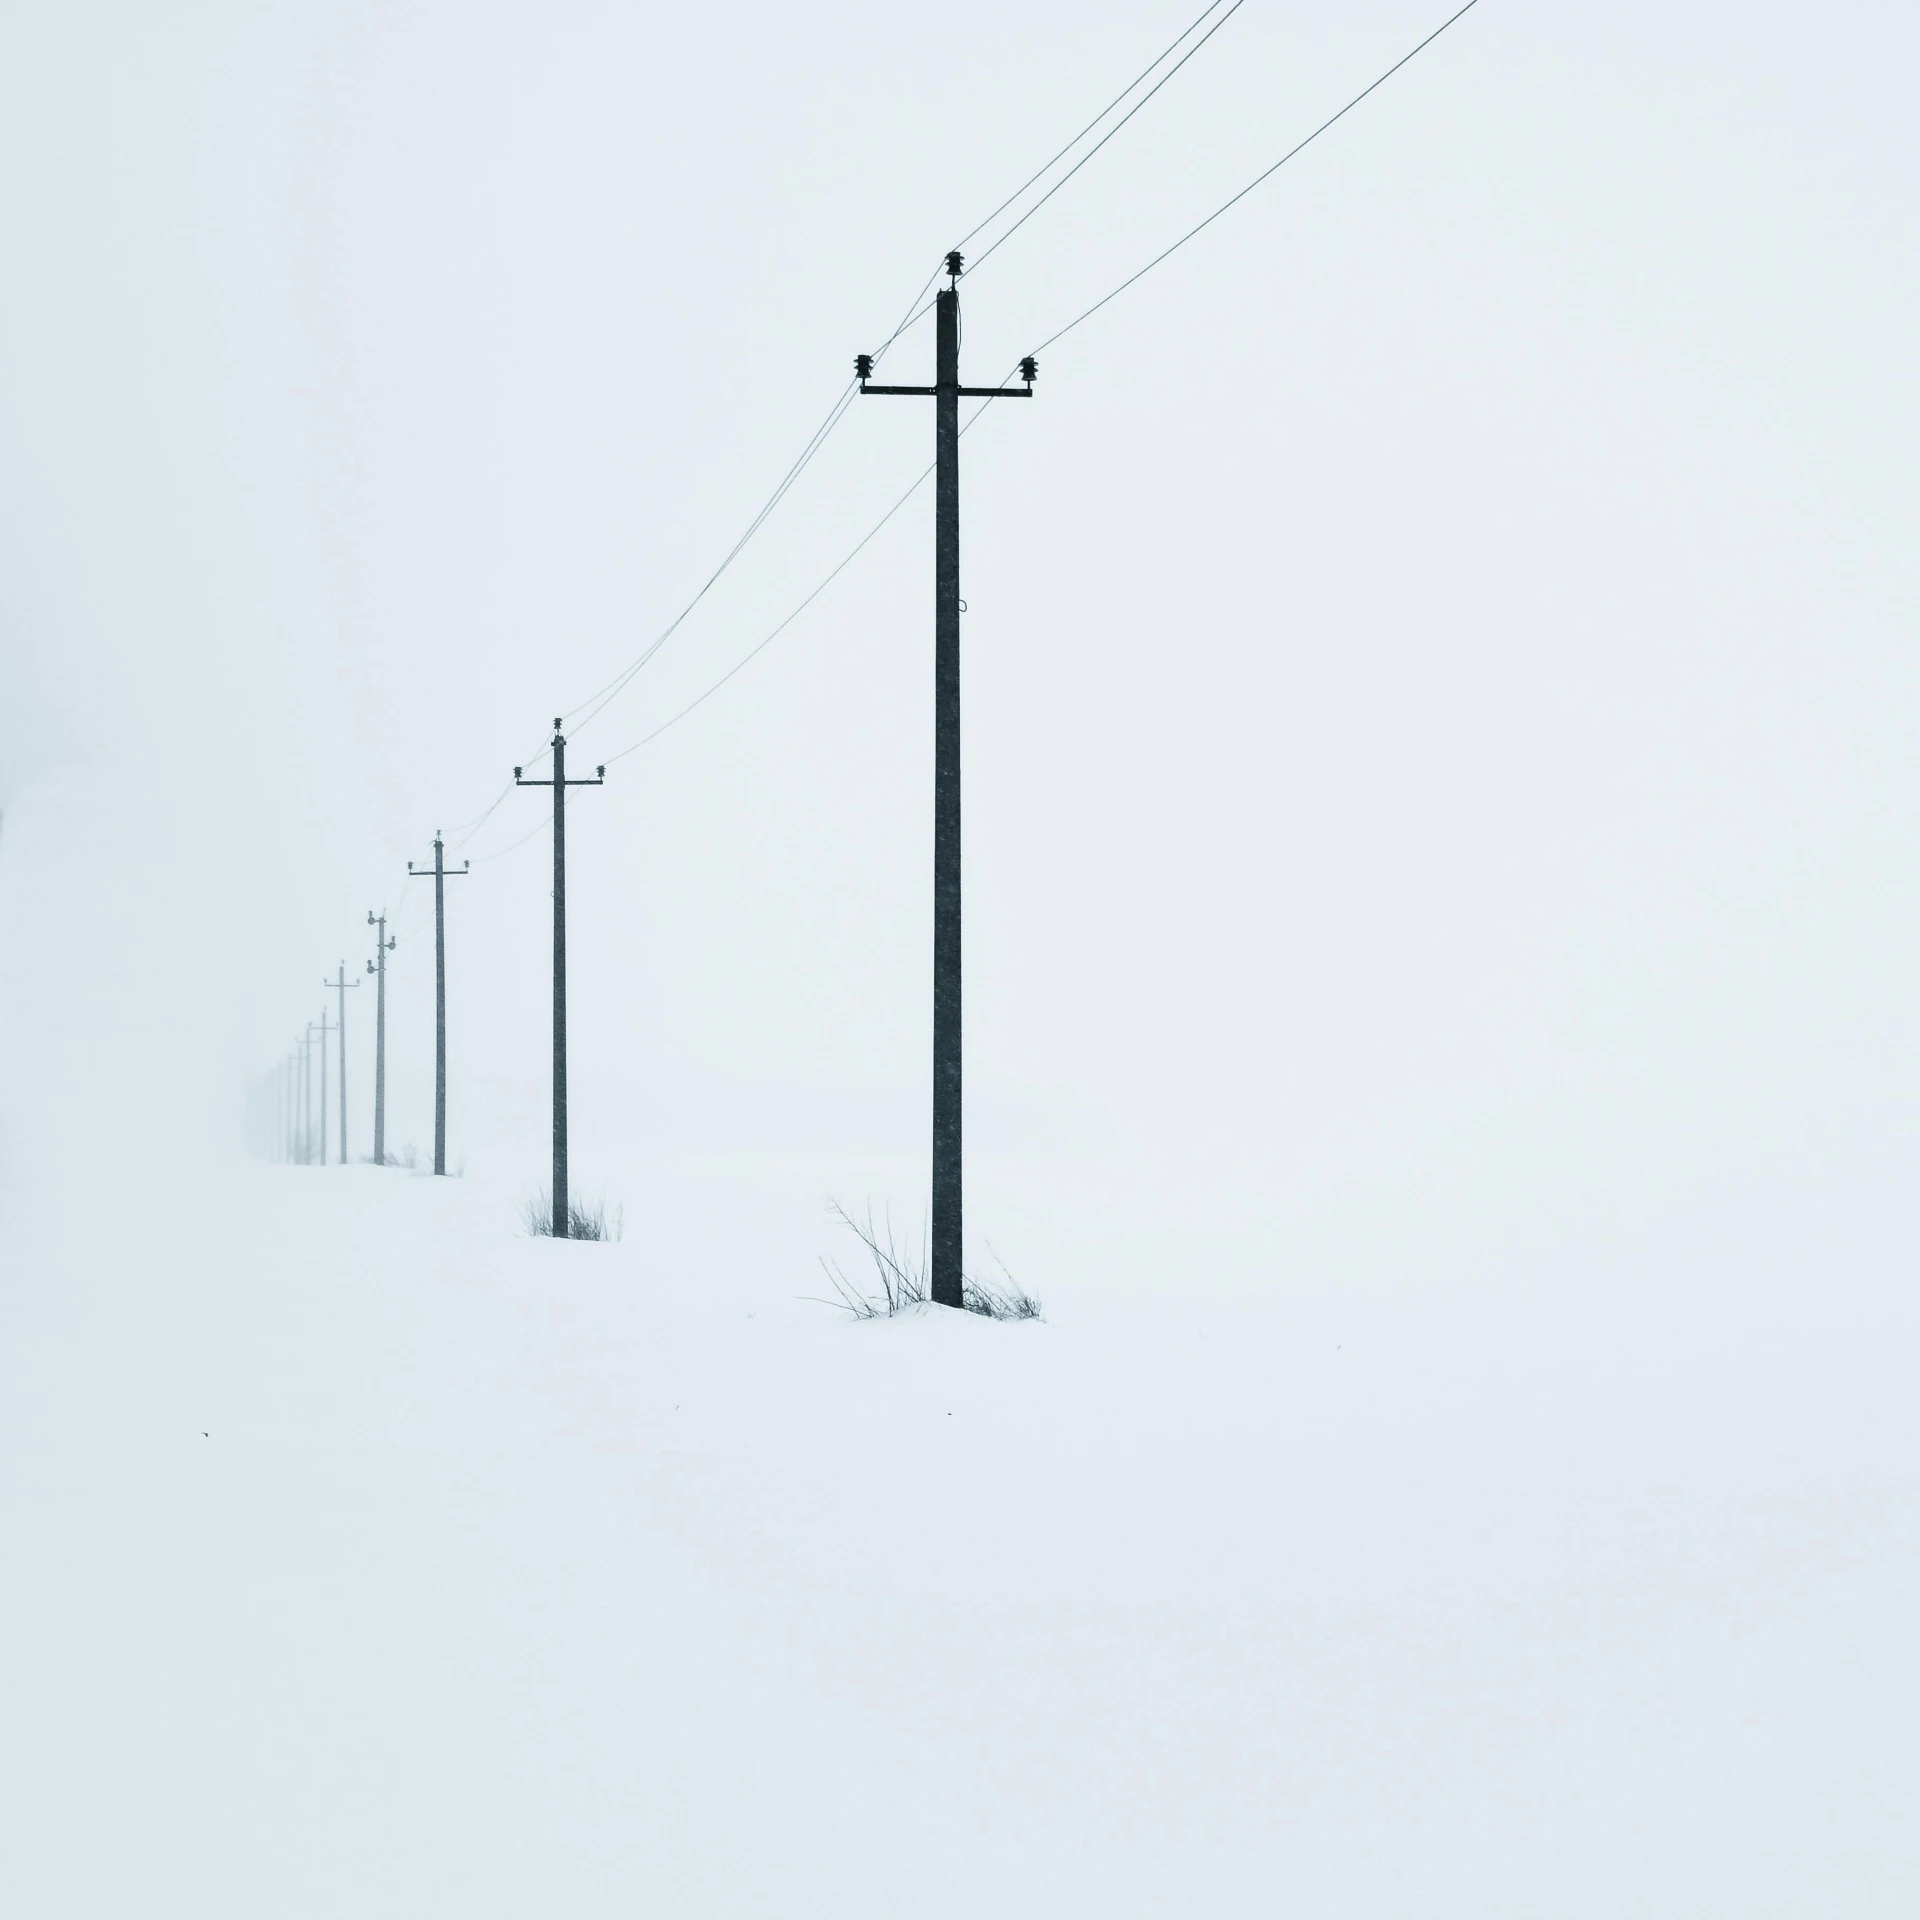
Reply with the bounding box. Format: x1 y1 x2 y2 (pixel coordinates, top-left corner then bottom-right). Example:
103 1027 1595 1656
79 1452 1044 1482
315 1009 336 1166
856 251 1037 1308
407 833 469 1177
515 722 605 1238
326 964 360 1165
303 1018 324 1165
366 912 397 1166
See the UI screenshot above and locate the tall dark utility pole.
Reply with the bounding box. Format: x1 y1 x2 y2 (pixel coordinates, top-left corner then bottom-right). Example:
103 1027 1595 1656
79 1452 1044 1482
857 251 1037 1308
366 912 397 1166
515 722 605 1238
326 964 359 1165
407 834 469 1177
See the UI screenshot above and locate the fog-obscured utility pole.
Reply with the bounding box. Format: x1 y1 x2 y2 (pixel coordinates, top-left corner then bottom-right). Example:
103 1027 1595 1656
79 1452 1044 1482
514 722 605 1237
302 1019 322 1165
326 964 360 1166
315 1009 336 1166
856 252 1037 1308
366 912 397 1166
407 833 469 1177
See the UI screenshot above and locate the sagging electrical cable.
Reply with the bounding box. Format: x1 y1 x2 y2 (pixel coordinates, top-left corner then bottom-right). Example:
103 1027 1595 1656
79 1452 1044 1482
558 1 1256 751
961 0 1249 282
1031 0 1482 360
589 0 1485 770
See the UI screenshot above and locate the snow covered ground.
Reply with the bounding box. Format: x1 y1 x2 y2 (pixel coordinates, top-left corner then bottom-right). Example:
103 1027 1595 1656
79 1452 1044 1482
5 1115 1918 1912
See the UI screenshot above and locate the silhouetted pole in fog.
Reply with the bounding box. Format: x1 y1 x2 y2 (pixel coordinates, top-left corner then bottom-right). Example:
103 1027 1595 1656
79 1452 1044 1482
856 253 1037 1308
315 1010 336 1166
302 1021 321 1165
407 834 469 1177
514 722 605 1237
326 965 359 1165
366 912 397 1166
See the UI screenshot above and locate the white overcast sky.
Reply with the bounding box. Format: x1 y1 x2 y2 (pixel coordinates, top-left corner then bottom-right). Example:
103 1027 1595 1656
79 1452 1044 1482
1 0 1916 1295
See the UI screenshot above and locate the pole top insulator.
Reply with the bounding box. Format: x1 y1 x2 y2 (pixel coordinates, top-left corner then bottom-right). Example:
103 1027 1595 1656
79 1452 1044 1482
946 249 963 279
553 716 563 732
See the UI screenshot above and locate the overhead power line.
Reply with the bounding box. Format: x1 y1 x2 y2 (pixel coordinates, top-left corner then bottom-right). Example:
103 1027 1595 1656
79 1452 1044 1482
558 1 1257 753
558 299 937 752
1032 0 1483 360
953 0 1237 259
599 383 1012 771
419 277 941 873
594 0 1485 770
561 378 862 739
962 0 1249 281
382 0 1484 917
804 3 1250 416
601 464 929 771
472 810 551 863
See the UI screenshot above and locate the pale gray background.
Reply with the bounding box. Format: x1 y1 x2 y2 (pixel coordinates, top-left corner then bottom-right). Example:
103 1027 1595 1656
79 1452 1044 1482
2 0 1916 1290
3 3 1919 1911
